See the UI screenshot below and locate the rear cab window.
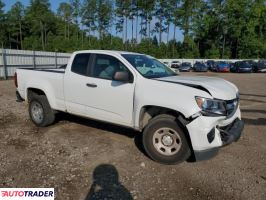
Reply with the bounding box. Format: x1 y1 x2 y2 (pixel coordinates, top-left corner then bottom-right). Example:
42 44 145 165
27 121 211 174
71 53 91 75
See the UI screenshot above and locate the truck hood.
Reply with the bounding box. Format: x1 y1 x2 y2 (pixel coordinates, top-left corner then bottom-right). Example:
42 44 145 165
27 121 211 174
155 76 238 100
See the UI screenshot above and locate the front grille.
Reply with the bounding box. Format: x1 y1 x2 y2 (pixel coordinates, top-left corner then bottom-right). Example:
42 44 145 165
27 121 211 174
225 98 239 117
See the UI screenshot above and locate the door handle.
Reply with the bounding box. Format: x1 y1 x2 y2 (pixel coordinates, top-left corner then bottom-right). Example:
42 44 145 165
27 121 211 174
86 83 97 88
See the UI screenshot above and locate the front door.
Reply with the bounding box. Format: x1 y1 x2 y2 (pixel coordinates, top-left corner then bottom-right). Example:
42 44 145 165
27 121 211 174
84 53 135 126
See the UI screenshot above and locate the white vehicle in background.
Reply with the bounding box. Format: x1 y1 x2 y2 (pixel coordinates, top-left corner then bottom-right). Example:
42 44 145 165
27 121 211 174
15 50 244 164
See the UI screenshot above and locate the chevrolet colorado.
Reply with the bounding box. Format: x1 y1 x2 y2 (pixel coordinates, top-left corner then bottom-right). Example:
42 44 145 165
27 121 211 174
15 50 244 164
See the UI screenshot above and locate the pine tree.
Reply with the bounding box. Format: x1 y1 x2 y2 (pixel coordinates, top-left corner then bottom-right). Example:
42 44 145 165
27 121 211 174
57 2 72 40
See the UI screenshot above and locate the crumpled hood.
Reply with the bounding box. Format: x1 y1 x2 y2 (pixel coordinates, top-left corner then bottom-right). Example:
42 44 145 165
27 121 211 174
155 76 238 100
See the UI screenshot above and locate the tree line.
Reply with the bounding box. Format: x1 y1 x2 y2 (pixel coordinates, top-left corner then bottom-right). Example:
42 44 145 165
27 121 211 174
0 0 265 59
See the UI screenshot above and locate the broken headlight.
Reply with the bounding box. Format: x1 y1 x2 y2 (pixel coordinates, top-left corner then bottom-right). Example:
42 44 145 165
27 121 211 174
195 96 227 116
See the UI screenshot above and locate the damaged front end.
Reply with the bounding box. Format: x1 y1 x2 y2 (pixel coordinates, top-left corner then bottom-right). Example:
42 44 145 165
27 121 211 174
186 96 244 161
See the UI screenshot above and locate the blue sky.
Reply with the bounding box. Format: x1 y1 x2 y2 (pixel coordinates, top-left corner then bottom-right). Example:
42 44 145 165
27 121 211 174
2 0 184 42
3 0 65 11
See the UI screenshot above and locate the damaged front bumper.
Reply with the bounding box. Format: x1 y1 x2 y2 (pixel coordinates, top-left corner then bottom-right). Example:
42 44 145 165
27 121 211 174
218 118 244 146
186 107 244 161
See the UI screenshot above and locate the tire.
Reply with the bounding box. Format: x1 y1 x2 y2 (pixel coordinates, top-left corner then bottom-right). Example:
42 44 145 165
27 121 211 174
142 114 191 165
28 94 55 127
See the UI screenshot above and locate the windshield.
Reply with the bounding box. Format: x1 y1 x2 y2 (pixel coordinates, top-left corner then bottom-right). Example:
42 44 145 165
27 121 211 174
122 54 177 78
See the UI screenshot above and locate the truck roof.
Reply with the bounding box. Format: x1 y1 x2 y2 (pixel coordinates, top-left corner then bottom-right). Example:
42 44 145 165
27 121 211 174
73 50 143 56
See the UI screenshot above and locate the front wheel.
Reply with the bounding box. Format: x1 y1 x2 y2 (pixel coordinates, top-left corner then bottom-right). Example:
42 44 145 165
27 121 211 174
142 114 191 165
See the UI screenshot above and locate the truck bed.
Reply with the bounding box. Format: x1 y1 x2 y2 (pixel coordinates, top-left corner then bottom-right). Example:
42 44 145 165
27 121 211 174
16 67 66 111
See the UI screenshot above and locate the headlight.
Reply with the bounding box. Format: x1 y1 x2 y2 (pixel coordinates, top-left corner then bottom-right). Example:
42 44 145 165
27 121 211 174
195 96 227 116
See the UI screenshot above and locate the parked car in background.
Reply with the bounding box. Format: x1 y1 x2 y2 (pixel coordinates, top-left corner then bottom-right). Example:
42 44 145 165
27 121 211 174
216 62 230 72
153 58 180 75
231 61 253 73
171 61 181 69
193 62 208 72
206 60 216 71
179 62 192 72
246 60 257 70
253 60 266 72
148 57 179 75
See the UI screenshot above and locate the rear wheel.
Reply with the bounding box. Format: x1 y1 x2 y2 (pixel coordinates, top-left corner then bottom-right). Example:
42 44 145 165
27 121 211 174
29 94 55 127
142 114 191 165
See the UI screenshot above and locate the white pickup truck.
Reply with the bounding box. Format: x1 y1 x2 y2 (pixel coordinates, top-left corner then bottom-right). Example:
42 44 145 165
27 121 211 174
15 50 244 164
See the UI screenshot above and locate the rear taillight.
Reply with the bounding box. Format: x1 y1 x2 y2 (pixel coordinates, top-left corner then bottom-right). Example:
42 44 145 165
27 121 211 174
14 72 18 88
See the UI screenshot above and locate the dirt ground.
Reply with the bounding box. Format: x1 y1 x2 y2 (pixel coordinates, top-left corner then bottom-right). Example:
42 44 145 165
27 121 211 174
0 72 266 200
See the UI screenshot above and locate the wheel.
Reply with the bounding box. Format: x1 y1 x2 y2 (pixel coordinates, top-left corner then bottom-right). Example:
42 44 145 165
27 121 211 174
29 94 55 127
142 114 191 165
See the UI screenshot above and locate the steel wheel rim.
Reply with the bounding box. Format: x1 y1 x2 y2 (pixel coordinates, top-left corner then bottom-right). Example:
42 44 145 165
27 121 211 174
31 101 44 124
152 127 182 156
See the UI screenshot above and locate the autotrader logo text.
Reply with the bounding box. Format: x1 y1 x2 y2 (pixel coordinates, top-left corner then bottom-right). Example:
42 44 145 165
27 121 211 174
0 188 54 200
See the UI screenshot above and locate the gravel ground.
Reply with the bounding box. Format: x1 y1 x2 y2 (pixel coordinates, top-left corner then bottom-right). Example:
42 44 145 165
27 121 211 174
0 72 266 200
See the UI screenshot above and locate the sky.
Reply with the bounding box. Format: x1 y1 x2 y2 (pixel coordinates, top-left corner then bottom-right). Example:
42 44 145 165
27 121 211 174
3 0 65 12
2 0 184 43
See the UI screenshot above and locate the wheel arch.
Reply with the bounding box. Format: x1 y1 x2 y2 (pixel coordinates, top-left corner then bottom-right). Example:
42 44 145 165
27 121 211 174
27 88 56 127
27 88 46 99
138 105 191 131
26 86 56 109
138 105 195 161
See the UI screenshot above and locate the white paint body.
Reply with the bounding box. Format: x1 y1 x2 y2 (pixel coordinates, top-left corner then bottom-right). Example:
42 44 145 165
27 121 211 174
16 50 241 153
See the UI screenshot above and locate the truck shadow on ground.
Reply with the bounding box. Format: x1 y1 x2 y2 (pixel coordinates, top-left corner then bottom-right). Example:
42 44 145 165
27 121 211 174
55 112 148 157
85 164 133 200
55 113 197 162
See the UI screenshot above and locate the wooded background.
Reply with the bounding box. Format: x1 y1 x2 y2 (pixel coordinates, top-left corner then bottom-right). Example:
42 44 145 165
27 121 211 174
0 0 265 59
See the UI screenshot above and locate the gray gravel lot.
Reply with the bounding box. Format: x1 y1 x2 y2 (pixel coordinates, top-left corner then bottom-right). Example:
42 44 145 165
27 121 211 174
0 72 266 200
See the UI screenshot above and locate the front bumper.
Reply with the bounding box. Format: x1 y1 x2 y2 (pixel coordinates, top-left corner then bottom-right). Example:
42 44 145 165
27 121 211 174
218 68 230 72
186 107 244 161
218 118 244 145
180 68 191 72
194 69 208 72
239 68 252 73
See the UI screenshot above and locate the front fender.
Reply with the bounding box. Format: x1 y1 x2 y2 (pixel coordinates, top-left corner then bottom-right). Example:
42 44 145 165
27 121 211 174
133 78 211 129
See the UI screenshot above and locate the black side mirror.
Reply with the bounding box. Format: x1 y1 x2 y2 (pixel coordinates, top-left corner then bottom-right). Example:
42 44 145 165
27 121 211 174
113 71 129 82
